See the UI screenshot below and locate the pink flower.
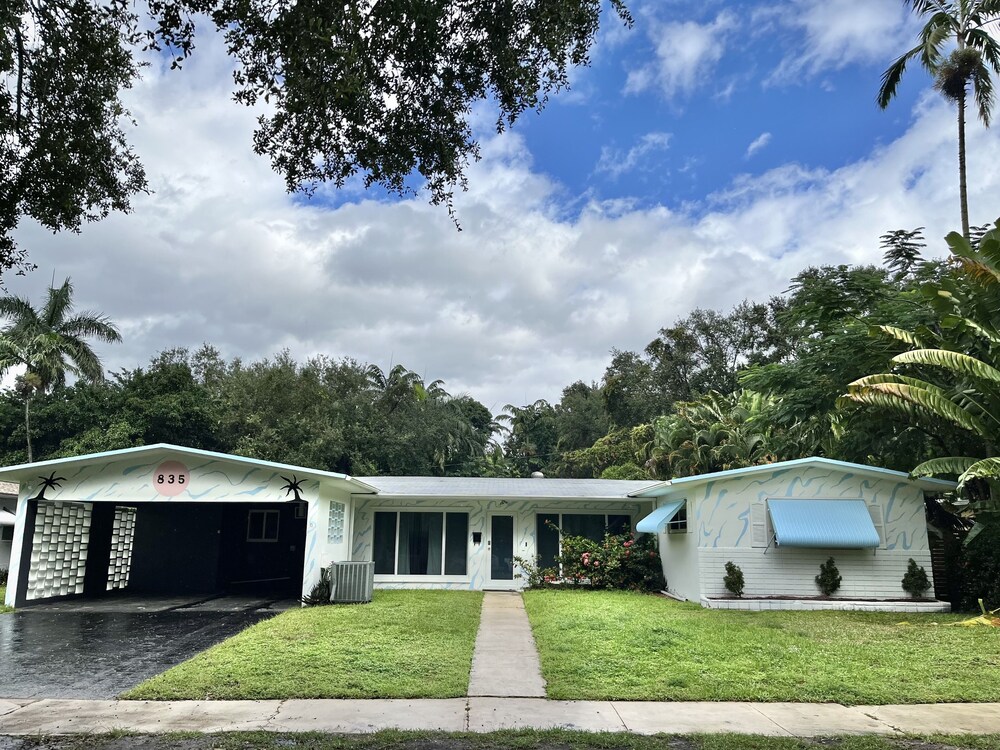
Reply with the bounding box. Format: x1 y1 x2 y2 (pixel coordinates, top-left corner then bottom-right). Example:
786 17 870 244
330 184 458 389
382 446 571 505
624 540 633 548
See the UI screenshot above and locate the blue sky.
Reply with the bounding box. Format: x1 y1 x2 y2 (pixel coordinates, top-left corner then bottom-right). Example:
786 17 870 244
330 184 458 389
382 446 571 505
8 1 1000 413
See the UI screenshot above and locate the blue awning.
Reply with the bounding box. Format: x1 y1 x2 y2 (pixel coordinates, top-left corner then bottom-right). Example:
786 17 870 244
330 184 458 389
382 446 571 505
636 500 686 534
767 499 879 549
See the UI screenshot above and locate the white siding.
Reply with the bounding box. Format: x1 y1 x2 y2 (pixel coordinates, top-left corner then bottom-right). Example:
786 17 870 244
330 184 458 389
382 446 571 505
699 548 934 599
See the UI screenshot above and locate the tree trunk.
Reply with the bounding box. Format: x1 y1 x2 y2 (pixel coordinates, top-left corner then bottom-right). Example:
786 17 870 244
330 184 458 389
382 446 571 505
958 85 970 240
24 395 32 463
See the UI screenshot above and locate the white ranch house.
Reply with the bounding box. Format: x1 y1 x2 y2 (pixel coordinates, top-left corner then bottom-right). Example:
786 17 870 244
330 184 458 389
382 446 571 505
0 444 954 612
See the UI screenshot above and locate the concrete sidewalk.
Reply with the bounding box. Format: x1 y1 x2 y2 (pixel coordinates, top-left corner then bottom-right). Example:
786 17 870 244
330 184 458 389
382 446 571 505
467 592 545 698
1 697 1000 736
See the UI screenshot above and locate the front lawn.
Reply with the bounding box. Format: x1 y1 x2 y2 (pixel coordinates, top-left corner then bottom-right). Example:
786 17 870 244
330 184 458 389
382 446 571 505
523 589 1000 704
0 585 12 613
124 590 483 700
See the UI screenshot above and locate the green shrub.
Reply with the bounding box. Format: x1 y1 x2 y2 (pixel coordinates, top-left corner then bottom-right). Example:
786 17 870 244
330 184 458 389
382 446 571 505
901 558 931 598
815 557 842 596
960 525 1000 611
301 568 333 606
513 556 559 588
557 530 665 592
0 568 7 587
723 561 744 597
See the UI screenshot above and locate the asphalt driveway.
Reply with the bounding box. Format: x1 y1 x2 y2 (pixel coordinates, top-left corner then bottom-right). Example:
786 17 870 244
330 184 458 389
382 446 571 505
0 599 284 699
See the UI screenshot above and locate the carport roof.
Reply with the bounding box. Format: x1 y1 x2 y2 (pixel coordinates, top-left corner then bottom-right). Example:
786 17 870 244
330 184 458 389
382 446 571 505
0 444 379 493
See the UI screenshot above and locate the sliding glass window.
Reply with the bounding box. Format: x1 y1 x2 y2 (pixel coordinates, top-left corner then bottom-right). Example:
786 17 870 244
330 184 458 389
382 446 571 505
373 511 469 576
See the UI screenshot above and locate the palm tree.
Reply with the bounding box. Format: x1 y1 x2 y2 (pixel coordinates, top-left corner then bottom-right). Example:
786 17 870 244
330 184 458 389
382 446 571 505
0 278 121 461
842 226 1000 536
878 0 1000 239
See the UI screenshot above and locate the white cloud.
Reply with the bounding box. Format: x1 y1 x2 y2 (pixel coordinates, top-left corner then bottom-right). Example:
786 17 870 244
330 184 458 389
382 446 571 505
766 0 913 84
8 38 1000 417
594 132 672 179
745 132 772 158
625 11 737 100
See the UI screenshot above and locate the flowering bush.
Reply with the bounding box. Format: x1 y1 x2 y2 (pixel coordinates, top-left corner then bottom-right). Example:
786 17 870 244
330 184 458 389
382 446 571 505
557 528 665 592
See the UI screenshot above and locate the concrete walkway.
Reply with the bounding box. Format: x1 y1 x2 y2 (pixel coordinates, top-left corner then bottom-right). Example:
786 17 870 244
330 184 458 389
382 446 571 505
467 592 545 698
2 698 1000 735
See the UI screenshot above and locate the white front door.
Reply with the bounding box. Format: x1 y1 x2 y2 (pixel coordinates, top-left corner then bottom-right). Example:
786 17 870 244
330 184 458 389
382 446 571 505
487 513 518 588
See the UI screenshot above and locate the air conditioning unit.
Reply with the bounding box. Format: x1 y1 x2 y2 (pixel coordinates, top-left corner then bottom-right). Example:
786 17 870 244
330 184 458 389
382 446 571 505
328 561 375 604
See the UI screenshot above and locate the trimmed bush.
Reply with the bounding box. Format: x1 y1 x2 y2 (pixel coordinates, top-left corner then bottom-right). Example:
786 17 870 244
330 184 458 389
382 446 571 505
723 561 745 597
815 557 842 596
901 558 931 598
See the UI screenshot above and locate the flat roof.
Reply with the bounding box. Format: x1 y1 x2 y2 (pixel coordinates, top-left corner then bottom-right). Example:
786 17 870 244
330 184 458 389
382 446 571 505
356 476 659 499
628 456 957 498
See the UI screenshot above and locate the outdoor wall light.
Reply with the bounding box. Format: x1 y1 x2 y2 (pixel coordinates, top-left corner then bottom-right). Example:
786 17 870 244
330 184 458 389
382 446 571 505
472 531 483 545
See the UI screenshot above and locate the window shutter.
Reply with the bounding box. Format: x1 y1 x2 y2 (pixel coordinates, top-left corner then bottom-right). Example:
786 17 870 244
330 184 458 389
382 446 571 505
868 503 884 548
750 502 768 548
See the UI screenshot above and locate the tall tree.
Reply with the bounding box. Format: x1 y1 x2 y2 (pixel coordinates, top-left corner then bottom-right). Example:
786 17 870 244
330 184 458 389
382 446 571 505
0 0 631 277
877 0 1000 239
0 278 121 461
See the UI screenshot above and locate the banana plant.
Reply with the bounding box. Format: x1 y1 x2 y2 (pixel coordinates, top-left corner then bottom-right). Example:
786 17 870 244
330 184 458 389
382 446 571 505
842 224 1000 535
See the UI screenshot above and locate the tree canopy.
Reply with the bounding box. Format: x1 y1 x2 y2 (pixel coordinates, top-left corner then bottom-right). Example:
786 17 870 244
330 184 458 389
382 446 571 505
0 0 631 277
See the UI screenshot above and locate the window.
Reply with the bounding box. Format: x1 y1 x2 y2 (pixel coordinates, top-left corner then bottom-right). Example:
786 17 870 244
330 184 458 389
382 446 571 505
535 512 633 570
667 504 688 534
247 509 280 542
0 525 12 542
373 511 469 576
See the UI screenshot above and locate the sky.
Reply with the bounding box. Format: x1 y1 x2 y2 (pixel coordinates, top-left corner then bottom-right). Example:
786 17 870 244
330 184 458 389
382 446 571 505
8 0 1000 416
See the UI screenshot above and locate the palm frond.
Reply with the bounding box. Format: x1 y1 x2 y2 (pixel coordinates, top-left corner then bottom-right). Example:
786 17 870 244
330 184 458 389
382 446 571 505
0 295 40 327
43 280 74 329
879 47 921 108
60 313 123 343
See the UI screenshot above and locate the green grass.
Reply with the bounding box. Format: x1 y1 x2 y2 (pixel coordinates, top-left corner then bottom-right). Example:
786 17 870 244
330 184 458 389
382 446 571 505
6 732 1000 750
0 585 12 613
123 590 483 700
523 589 1000 704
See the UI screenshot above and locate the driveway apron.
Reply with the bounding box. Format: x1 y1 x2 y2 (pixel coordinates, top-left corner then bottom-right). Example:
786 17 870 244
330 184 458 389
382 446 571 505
467 592 545 698
0 601 280 699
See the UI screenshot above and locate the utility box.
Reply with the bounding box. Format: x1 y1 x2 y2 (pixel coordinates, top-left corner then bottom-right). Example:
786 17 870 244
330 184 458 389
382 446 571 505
327 561 375 603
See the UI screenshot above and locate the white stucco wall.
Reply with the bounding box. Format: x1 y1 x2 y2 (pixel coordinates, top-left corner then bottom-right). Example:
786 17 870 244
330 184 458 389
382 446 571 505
350 496 648 590
301 484 356 599
656 514 700 601
662 465 934 601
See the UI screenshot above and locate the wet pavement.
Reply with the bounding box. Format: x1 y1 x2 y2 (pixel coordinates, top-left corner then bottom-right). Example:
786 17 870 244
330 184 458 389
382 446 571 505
0 598 290 699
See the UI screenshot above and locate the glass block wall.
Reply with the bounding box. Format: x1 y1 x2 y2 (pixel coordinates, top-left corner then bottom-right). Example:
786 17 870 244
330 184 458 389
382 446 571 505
106 506 138 590
27 501 92 600
328 500 346 544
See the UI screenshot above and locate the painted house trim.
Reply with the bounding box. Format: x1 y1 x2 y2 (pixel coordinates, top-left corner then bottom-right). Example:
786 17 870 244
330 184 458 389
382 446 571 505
628 457 957 498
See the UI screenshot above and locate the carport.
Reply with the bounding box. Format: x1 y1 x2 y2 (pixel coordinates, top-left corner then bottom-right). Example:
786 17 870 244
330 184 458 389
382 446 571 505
0 445 376 608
